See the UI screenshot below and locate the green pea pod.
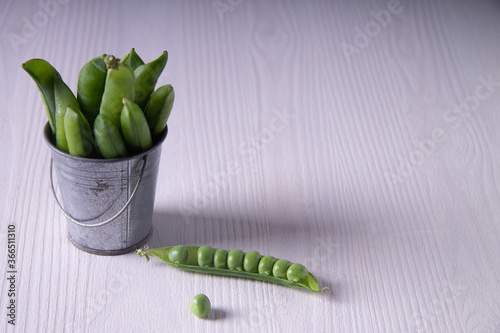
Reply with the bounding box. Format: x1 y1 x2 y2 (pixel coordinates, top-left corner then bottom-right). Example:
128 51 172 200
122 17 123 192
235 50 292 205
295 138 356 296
64 106 94 157
137 246 323 293
93 114 128 159
55 106 68 153
121 98 152 153
144 84 174 136
77 54 107 127
134 50 168 110
21 59 61 133
54 77 81 153
99 55 135 130
121 48 144 71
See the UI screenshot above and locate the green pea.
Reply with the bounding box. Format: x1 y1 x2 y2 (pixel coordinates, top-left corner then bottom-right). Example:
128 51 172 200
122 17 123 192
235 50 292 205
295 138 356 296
258 256 277 276
22 58 60 133
121 48 144 71
272 259 292 279
286 263 309 282
77 54 107 127
190 294 211 318
64 106 94 157
243 251 261 273
93 114 128 159
168 245 188 264
227 249 244 271
134 50 168 110
213 249 228 269
120 98 152 153
197 246 214 267
144 84 174 137
99 55 135 130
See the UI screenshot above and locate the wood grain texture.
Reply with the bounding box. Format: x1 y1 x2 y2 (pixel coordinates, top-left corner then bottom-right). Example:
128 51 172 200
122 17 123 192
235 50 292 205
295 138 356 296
1 0 499 332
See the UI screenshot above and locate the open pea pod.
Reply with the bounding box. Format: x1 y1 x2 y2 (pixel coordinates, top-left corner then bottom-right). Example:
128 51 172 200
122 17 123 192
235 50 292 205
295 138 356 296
137 245 322 293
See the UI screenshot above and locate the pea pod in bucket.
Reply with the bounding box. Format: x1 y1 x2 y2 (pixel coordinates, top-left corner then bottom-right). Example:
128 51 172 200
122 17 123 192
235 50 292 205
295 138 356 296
137 245 325 293
121 98 152 153
99 55 135 130
21 59 60 133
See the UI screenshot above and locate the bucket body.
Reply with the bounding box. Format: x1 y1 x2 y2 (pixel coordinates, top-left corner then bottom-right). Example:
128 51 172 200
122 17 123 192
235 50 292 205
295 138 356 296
43 123 167 255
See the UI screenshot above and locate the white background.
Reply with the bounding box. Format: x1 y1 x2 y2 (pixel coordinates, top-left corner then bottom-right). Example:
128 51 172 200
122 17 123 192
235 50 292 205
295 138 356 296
1 0 500 332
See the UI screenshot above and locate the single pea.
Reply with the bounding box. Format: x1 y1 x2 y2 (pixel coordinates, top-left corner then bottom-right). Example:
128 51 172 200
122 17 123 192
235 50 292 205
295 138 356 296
243 251 261 273
286 263 309 282
168 245 188 264
258 256 277 276
190 294 211 318
272 259 292 279
227 249 244 271
213 249 228 269
197 246 214 267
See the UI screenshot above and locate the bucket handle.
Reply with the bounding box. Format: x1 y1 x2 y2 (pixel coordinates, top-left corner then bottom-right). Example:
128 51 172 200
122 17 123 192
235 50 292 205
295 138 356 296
49 155 148 228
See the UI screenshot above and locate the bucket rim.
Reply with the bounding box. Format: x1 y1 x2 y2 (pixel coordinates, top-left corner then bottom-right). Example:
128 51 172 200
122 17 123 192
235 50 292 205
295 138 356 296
43 122 168 163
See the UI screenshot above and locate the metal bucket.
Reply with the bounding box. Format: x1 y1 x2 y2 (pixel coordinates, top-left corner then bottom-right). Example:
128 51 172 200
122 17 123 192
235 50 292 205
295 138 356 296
43 123 167 255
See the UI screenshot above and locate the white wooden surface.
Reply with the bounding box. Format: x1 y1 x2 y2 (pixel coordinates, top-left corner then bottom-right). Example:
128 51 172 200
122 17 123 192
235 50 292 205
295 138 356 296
1 0 500 332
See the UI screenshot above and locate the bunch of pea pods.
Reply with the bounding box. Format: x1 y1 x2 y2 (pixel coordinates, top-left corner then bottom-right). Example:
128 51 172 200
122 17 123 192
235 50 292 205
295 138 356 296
22 49 174 158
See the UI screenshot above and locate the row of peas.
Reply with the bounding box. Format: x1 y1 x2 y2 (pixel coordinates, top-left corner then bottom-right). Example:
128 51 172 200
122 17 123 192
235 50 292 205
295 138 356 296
189 246 311 282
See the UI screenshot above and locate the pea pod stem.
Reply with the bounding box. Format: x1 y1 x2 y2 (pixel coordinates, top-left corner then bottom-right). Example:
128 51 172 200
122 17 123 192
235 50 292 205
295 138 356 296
137 246 322 293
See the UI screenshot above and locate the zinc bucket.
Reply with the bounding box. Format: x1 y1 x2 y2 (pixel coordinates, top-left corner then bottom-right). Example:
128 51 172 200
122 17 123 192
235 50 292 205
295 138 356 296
43 123 167 255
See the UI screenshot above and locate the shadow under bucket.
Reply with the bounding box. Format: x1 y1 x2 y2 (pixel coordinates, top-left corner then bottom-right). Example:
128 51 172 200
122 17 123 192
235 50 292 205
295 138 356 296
43 123 167 255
